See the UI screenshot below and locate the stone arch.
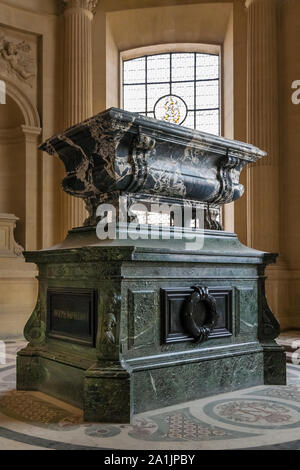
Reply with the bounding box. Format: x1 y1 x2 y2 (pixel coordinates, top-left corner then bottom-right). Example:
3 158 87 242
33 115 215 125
0 75 41 250
0 75 41 128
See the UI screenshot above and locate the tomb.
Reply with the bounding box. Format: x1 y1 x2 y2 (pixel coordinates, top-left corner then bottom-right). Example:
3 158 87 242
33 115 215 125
17 108 286 422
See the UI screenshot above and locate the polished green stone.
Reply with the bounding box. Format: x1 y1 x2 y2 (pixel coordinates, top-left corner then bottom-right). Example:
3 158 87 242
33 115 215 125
17 231 286 422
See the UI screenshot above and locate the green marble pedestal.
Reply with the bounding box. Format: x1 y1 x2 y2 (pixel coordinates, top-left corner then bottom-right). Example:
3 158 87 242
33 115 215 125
17 230 286 423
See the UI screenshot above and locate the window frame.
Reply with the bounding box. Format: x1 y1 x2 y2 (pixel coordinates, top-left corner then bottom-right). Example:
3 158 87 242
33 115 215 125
120 43 223 136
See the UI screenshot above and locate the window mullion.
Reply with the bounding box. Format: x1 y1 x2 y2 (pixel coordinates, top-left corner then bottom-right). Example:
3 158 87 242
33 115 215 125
194 53 197 130
145 56 148 116
170 53 172 95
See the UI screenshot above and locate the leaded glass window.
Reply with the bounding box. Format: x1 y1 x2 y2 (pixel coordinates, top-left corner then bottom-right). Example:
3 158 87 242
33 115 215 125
122 52 220 135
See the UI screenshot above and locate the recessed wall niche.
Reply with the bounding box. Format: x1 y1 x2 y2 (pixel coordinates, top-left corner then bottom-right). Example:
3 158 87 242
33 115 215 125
0 95 26 247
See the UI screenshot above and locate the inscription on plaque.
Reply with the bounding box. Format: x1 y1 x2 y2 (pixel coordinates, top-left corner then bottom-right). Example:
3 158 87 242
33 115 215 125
47 288 97 346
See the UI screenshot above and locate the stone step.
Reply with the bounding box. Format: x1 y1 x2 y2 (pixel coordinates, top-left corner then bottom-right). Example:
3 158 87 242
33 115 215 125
277 330 300 364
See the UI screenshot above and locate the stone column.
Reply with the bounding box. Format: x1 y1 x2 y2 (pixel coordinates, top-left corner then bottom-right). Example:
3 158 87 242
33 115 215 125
246 0 280 254
61 0 98 237
245 0 289 326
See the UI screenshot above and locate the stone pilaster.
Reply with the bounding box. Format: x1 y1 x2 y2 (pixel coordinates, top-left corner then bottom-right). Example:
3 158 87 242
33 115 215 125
22 125 42 251
60 0 98 237
245 0 290 328
246 0 280 254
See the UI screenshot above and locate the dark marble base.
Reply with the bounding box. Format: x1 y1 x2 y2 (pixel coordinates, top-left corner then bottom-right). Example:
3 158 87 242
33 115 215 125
17 231 286 422
262 342 287 385
84 366 131 423
17 343 285 422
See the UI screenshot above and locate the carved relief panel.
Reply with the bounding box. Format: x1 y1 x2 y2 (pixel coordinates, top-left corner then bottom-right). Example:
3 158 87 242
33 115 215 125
0 26 38 104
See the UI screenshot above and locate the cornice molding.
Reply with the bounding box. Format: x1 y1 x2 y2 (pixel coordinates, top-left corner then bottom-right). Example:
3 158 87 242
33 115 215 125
245 0 278 8
62 0 99 15
21 125 42 143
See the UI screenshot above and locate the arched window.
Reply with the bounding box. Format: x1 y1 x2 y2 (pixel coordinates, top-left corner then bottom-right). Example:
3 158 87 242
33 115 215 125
122 51 220 135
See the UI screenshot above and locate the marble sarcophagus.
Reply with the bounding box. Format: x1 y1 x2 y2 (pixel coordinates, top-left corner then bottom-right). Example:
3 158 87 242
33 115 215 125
17 108 286 423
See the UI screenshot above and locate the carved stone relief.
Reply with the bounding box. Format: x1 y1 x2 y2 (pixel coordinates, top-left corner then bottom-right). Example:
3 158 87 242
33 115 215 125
0 213 24 257
0 28 37 89
62 0 99 14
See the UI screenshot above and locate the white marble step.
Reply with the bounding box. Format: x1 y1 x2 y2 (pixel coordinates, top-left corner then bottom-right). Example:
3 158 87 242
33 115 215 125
277 330 300 364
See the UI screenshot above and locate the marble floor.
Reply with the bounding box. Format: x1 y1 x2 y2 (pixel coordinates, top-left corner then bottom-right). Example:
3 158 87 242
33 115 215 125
0 340 300 450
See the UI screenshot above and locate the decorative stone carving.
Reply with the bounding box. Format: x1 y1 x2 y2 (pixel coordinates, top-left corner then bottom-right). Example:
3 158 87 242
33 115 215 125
204 204 223 230
62 0 99 14
40 108 266 229
98 289 121 361
0 214 24 257
13 242 23 257
182 286 218 343
0 29 36 87
103 313 117 345
23 296 46 347
215 155 241 204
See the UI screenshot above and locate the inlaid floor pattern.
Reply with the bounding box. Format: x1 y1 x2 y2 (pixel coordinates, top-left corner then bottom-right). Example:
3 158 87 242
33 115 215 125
0 340 300 450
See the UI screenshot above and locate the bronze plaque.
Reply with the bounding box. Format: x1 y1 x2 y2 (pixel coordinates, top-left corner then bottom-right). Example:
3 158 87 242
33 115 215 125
47 288 97 346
